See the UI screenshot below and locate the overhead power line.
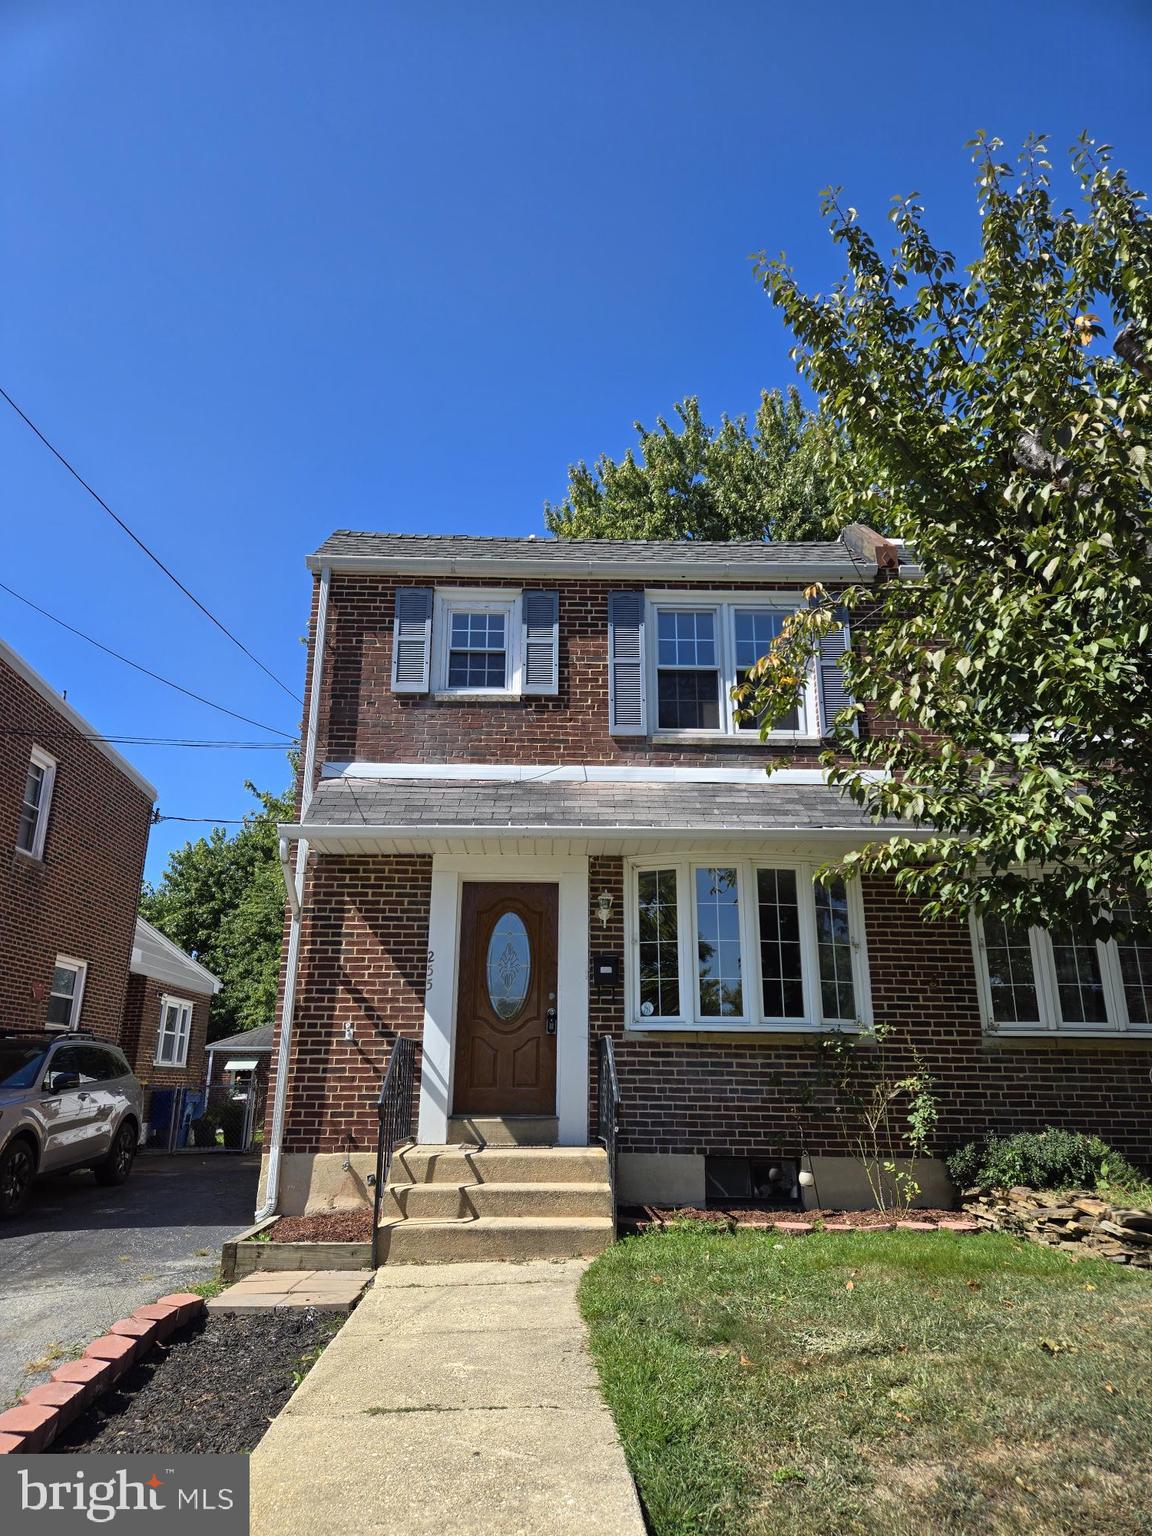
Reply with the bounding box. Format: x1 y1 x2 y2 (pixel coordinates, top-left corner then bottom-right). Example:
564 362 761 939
0 384 302 704
0 580 296 739
152 812 278 826
1 729 294 749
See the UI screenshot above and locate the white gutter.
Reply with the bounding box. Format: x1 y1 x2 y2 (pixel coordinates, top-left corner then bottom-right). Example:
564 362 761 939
304 552 864 583
256 562 330 1222
277 821 936 847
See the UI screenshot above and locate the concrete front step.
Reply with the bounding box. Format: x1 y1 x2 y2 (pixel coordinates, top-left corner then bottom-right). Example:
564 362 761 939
382 1180 613 1222
376 1215 615 1264
447 1115 559 1146
390 1145 608 1187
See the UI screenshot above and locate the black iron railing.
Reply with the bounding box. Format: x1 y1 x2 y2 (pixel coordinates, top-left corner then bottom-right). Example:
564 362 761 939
371 1036 416 1263
597 1034 622 1232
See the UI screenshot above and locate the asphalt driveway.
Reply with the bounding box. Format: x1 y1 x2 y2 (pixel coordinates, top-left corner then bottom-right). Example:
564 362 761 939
0 1152 260 1407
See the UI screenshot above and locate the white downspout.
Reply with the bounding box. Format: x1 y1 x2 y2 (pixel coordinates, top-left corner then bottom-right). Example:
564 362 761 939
256 561 330 1221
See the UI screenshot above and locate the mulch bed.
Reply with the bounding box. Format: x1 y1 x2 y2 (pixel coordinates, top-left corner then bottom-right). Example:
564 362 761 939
267 1210 374 1242
625 1204 963 1231
50 1310 341 1455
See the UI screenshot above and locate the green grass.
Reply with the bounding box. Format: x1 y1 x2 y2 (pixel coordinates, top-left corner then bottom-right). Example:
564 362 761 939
579 1224 1152 1536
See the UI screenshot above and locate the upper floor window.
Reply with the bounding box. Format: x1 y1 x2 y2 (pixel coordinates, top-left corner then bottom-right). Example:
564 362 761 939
628 856 869 1031
46 956 87 1030
973 909 1152 1037
430 591 521 696
17 747 56 859
647 595 813 738
156 995 194 1067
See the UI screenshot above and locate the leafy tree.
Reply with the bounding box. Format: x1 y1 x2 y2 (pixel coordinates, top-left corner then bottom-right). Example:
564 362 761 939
141 780 293 1039
739 134 1152 934
544 388 841 542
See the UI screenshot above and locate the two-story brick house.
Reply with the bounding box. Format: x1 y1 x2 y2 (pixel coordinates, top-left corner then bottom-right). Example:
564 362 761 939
1 637 156 1043
262 531 1152 1254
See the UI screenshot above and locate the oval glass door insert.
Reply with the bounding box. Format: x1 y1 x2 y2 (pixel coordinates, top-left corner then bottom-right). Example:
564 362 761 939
486 912 531 1019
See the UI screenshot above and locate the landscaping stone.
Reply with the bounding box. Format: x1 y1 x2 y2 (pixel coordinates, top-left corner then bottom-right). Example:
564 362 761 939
962 1187 1152 1267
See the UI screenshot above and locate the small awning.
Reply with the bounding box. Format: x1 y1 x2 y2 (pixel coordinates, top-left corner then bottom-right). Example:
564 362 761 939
223 1058 259 1072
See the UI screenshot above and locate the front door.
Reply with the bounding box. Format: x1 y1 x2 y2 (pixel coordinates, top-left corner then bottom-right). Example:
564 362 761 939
453 882 558 1116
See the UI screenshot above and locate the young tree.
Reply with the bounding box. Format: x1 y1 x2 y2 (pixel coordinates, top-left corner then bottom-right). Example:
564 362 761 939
141 781 293 1038
738 135 1152 934
543 388 841 542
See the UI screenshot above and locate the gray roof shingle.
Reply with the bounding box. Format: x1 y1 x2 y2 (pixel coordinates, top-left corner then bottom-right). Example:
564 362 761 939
297 778 884 833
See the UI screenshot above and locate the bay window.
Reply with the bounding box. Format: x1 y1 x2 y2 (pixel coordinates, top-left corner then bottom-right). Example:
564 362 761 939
648 594 815 738
629 857 869 1030
974 910 1152 1036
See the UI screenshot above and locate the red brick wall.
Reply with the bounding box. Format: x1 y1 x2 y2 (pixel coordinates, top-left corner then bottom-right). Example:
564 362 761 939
593 860 1152 1165
310 572 850 779
121 973 211 1089
0 656 153 1044
269 854 431 1154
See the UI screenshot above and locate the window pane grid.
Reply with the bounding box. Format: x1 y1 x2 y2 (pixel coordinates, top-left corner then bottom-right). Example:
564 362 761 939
983 918 1040 1025
637 869 681 1018
734 611 800 732
447 610 507 689
815 881 856 1020
17 761 45 853
695 867 743 1017
1050 930 1108 1025
756 868 804 1018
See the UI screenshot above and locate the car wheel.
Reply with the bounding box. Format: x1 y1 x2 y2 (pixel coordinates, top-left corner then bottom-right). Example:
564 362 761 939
0 1138 36 1218
94 1123 137 1187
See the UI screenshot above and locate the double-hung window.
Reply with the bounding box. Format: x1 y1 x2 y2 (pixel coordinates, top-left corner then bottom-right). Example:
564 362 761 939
431 591 521 695
631 857 869 1030
46 957 87 1030
155 996 194 1067
649 595 813 737
17 747 56 859
974 910 1152 1036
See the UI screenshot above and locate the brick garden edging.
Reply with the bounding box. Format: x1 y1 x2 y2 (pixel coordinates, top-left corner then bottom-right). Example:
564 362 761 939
633 1209 981 1236
0 1293 204 1454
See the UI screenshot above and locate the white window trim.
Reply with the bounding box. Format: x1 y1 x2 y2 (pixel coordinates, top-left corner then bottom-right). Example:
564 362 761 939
644 590 820 743
430 588 523 698
971 914 1152 1038
624 854 871 1033
155 994 194 1067
47 955 87 1032
17 746 57 861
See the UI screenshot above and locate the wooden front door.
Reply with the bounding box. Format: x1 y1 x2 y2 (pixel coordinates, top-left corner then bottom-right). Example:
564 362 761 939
453 882 558 1116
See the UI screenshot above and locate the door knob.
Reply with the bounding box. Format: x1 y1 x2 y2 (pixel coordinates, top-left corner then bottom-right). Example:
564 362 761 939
545 1008 557 1036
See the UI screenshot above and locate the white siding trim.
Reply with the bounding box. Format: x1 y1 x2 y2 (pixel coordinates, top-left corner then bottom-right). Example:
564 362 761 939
321 762 888 786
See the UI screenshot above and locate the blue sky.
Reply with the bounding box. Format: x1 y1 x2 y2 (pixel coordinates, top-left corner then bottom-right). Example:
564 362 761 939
2 1 1150 881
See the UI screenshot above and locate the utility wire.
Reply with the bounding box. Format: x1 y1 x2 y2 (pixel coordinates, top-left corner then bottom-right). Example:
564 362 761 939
0 580 296 739
152 813 277 825
0 729 295 749
0 384 302 704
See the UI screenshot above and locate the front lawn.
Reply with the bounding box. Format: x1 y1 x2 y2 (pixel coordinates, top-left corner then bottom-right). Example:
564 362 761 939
579 1225 1152 1536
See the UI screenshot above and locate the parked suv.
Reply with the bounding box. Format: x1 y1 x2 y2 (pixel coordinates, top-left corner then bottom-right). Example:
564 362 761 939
0 1031 142 1217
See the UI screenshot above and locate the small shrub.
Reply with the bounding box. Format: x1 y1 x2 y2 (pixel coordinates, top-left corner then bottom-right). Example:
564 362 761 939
946 1129 1146 1195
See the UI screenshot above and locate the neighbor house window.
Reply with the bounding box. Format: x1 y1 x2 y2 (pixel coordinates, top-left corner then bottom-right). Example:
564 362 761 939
46 957 87 1030
17 747 56 859
648 595 813 736
974 911 1152 1036
155 996 193 1067
431 591 520 694
628 858 868 1030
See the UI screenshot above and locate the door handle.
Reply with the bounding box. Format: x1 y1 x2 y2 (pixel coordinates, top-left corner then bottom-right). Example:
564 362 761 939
545 1008 557 1036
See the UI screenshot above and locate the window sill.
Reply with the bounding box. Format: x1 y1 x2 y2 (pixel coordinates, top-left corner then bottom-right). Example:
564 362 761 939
13 846 46 866
986 1027 1152 1044
649 732 824 748
430 691 523 704
626 1020 860 1037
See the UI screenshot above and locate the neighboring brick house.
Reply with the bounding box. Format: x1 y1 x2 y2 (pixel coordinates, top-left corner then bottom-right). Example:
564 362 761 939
121 918 221 1104
261 531 1152 1237
1 636 155 1043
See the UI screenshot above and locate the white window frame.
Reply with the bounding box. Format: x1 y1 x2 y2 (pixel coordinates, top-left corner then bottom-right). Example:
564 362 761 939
624 854 871 1032
645 591 819 742
430 589 523 697
46 956 87 1032
155 995 194 1067
971 915 1152 1038
16 746 57 860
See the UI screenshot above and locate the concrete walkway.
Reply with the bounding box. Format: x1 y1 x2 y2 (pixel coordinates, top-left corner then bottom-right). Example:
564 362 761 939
250 1259 646 1536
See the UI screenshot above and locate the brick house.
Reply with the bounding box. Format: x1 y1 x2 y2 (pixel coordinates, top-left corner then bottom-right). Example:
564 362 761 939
121 917 221 1104
261 531 1152 1251
1 636 155 1043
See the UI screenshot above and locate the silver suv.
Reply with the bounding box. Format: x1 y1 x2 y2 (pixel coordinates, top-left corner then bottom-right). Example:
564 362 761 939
0 1032 143 1218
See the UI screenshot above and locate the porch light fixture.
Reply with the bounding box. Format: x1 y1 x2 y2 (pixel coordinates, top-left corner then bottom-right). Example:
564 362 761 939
596 891 615 928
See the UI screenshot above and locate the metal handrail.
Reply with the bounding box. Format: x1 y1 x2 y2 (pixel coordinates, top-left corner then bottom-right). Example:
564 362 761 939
370 1036 417 1264
597 1034 622 1233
